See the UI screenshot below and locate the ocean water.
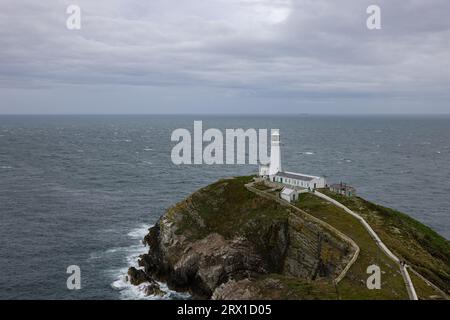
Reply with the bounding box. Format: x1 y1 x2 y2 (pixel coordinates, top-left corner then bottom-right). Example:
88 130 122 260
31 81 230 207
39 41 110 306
0 114 449 299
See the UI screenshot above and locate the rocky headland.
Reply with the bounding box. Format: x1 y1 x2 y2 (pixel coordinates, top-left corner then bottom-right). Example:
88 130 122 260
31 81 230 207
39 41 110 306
129 176 449 300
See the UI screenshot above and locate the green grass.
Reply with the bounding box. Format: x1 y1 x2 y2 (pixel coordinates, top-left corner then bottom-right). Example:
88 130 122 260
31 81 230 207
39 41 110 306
295 193 409 300
185 176 290 238
320 190 450 293
409 271 446 300
164 177 448 299
168 176 293 270
253 182 272 191
254 274 338 300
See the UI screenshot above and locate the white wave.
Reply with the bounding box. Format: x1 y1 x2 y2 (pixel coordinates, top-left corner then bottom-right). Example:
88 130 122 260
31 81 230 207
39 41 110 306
0 166 13 169
111 271 190 300
127 224 151 239
107 224 190 300
337 158 352 164
143 147 153 151
88 252 102 261
106 246 134 254
304 152 314 155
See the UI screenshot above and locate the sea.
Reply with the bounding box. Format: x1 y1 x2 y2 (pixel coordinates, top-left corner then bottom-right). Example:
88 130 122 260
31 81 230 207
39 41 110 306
0 114 449 299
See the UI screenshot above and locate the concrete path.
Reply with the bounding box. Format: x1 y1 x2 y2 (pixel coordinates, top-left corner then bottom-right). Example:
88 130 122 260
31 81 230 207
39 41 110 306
314 191 419 300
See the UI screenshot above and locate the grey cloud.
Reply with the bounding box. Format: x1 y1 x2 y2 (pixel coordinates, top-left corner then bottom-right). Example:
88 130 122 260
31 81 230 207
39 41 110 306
0 0 449 113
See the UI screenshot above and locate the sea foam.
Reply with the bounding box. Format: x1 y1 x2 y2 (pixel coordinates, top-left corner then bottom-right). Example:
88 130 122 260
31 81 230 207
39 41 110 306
109 224 190 300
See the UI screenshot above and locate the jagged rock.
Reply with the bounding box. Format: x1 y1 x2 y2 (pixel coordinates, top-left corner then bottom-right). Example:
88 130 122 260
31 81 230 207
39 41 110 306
127 267 150 286
140 229 268 298
126 177 450 300
127 267 166 296
212 279 259 300
143 282 165 297
134 177 352 299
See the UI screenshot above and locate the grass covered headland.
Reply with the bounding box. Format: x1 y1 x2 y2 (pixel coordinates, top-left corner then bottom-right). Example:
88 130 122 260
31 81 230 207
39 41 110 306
138 176 449 300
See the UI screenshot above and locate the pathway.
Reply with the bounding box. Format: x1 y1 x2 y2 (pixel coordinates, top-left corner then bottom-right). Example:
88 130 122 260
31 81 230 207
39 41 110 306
245 182 360 285
314 191 418 300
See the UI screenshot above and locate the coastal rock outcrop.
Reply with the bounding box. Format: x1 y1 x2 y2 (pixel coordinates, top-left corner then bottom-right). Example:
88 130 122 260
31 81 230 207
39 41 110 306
136 177 353 299
127 267 166 297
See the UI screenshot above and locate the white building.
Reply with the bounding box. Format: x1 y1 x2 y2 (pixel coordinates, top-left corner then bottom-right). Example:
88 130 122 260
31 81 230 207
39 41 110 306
280 187 298 203
272 172 326 190
259 130 326 190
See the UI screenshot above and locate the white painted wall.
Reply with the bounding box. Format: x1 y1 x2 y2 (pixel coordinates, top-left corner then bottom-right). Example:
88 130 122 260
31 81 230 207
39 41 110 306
280 193 291 202
281 189 298 203
311 176 326 188
271 174 326 190
268 129 281 175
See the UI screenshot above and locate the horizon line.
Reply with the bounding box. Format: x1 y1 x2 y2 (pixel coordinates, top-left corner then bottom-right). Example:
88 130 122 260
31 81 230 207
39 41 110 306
1 113 450 116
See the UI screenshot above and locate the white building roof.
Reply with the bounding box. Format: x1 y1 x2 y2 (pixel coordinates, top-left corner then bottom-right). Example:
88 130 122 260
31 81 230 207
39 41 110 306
281 187 296 196
276 171 321 182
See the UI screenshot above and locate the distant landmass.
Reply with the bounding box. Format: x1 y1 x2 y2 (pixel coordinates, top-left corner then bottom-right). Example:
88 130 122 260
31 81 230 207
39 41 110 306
127 176 449 300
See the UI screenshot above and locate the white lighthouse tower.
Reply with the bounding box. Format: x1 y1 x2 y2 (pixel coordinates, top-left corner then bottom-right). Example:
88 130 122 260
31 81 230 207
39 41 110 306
258 129 327 190
259 129 282 177
268 129 281 175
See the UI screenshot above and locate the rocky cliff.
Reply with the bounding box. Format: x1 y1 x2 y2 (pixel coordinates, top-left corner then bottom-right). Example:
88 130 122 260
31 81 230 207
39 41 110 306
131 176 355 299
128 176 450 299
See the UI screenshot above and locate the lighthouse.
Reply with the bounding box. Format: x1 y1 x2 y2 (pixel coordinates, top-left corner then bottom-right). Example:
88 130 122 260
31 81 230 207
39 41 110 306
258 129 281 176
268 129 281 175
258 129 327 190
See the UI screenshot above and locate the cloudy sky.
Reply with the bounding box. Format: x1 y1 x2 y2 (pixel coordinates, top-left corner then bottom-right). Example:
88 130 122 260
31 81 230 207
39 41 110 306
1 0 449 114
